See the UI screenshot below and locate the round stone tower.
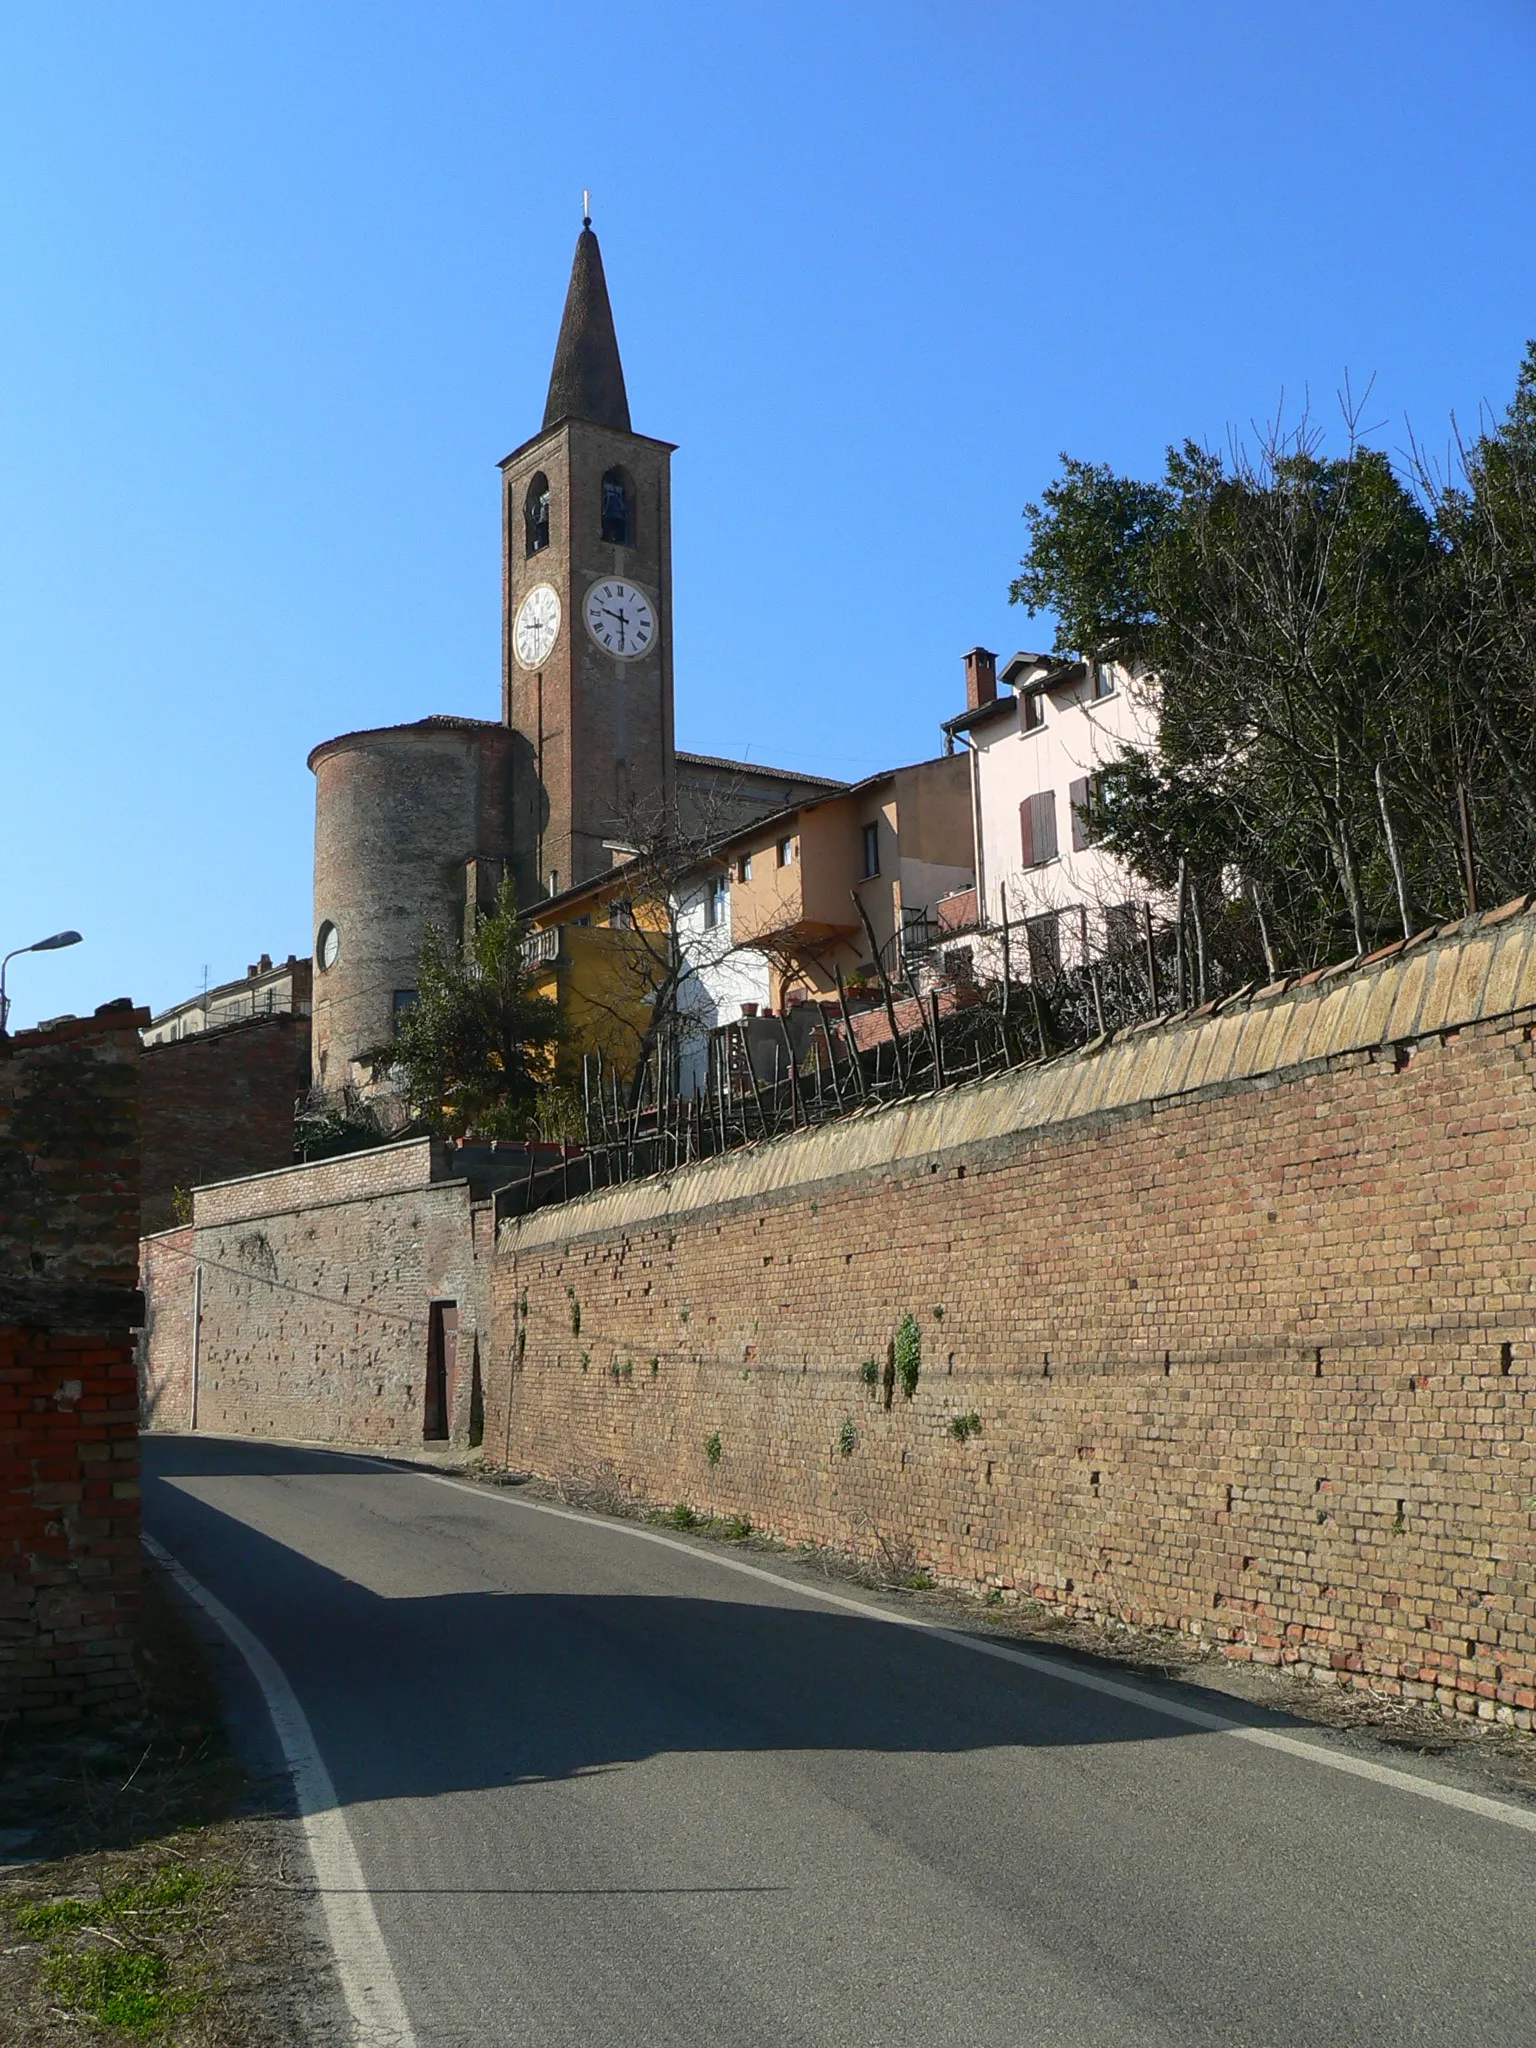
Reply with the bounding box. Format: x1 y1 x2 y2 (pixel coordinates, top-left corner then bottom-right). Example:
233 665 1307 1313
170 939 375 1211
308 716 518 1097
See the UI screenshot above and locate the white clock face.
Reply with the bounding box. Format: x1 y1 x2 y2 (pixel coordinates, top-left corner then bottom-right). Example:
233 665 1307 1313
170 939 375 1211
584 578 656 661
513 583 561 668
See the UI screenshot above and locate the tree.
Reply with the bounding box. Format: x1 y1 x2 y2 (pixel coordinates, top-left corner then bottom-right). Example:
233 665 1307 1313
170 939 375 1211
365 878 561 1140
1013 353 1536 972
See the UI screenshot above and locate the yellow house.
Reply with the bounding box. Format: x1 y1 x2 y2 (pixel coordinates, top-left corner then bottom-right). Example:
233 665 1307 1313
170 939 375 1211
524 864 677 1089
523 752 975 1090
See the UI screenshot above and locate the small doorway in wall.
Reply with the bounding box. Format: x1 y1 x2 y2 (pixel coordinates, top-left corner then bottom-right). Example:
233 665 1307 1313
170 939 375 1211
424 1301 458 1441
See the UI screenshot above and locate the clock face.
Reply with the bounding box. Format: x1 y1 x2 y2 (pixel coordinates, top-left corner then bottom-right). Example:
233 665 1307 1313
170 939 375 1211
513 583 561 668
584 578 656 661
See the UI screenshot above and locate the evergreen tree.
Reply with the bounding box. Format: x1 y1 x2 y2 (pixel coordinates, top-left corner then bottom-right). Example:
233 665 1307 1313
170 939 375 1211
366 878 561 1140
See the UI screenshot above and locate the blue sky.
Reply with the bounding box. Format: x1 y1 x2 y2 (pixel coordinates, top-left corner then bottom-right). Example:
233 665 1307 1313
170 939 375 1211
2 2 1533 1026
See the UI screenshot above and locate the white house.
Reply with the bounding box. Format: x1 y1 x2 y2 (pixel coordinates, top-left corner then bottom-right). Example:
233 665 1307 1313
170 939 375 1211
941 646 1160 975
673 868 772 1098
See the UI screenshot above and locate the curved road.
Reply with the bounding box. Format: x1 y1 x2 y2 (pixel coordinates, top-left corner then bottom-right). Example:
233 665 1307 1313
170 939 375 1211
144 1436 1535 2048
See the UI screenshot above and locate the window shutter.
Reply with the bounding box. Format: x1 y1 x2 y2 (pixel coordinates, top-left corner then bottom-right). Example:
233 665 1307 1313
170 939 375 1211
1034 790 1058 864
1019 797 1033 868
1069 776 1091 852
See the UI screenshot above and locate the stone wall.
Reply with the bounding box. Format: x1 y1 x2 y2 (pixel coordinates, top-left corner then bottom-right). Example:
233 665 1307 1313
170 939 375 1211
1 1002 146 1722
491 906 1536 1728
140 1139 494 1448
140 1010 309 1234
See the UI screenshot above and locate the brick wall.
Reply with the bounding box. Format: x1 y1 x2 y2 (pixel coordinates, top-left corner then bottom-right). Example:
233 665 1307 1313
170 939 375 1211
138 1227 194 1432
140 1010 309 1233
2 1003 147 1722
140 1139 494 1448
491 910 1536 1729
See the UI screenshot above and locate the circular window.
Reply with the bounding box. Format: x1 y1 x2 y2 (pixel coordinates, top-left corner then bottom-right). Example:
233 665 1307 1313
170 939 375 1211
316 920 340 972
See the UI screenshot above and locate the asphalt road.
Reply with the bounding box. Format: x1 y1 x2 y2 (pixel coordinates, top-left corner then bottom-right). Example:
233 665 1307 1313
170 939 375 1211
144 1436 1536 2048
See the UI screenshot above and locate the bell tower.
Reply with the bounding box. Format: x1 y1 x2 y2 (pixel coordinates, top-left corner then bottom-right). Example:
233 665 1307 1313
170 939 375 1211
500 218 676 901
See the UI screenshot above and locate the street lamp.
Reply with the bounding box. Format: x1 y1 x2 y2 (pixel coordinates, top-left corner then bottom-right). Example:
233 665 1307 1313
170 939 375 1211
0 930 83 1032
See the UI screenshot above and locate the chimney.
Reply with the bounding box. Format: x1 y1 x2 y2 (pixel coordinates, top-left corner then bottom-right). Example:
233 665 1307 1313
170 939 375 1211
963 646 997 711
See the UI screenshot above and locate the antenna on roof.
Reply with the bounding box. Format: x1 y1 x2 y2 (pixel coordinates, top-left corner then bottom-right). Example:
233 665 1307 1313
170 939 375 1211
582 188 591 228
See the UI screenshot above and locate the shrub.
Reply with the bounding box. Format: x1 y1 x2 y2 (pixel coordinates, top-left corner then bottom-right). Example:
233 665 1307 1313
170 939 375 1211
894 1314 921 1400
858 1357 880 1388
705 1430 723 1466
948 1411 982 1442
837 1416 857 1458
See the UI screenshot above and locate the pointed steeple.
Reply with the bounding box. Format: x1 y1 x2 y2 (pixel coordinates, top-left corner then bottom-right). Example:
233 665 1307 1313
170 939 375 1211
542 220 631 433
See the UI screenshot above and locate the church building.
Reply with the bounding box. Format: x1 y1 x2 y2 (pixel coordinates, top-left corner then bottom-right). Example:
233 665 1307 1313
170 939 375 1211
307 220 843 1099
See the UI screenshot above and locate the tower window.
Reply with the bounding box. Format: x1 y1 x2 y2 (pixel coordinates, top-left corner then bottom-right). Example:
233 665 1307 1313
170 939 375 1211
705 872 728 928
860 821 880 879
524 473 550 556
601 469 633 547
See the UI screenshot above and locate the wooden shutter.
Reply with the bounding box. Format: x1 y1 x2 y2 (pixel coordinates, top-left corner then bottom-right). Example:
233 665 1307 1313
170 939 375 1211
1019 797 1034 868
1069 776 1091 852
1030 790 1058 865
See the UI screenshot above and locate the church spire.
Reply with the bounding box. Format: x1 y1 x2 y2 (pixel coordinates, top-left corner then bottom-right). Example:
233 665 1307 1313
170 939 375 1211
542 219 631 434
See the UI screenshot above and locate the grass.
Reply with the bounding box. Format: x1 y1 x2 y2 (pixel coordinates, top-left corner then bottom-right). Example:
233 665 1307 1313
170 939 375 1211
16 1864 219 2033
646 1503 753 1540
42 1947 191 2032
0 1560 336 2046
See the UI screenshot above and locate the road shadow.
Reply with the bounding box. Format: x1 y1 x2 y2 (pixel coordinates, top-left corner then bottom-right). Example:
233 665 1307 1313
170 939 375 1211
144 1433 1207 1818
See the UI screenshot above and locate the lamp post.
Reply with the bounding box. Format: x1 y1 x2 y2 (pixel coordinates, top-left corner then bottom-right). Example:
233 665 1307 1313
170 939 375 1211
0 931 83 1032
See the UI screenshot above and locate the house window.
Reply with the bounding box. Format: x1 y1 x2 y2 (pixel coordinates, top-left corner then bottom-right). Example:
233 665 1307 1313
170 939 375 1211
601 469 633 546
1019 790 1058 868
705 872 728 928
1069 774 1101 853
737 852 753 883
609 899 633 929
860 821 880 879
1092 661 1116 700
1026 911 1061 981
776 836 795 868
392 989 418 1030
524 473 550 555
1021 689 1045 732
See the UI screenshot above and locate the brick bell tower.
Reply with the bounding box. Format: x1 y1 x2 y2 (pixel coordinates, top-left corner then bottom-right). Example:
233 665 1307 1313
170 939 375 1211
500 214 676 901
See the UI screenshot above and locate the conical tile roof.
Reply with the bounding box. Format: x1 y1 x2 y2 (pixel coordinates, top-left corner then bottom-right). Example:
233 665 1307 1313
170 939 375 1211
542 225 631 433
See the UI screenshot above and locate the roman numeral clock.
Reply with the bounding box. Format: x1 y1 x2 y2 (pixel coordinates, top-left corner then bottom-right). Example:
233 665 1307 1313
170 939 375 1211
584 579 655 659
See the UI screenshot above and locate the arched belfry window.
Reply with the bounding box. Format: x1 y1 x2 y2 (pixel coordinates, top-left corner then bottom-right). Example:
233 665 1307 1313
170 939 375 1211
600 468 633 548
524 472 550 556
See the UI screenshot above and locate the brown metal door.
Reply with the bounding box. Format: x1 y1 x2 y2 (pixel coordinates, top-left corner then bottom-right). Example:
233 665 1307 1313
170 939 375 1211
424 1300 457 1441
440 1305 459 1438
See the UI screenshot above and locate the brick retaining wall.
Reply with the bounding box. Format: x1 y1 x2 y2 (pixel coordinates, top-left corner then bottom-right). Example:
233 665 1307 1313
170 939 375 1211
492 910 1536 1726
2 1004 146 1721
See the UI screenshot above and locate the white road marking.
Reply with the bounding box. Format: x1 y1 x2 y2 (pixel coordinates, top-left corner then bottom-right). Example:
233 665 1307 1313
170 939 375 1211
405 1467 1536 1840
141 1533 419 2048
